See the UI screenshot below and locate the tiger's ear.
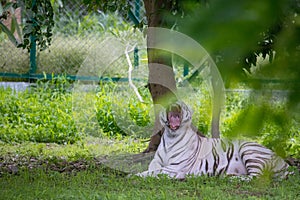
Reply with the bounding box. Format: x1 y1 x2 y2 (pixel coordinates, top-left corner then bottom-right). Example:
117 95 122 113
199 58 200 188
178 101 193 117
186 104 193 117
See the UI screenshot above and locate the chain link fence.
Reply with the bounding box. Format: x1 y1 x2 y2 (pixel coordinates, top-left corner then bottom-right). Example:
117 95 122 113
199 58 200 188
0 34 29 74
0 0 145 80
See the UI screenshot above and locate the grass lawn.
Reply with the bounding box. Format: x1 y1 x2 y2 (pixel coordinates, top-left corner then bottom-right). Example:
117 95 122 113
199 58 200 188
1 167 300 200
0 139 299 200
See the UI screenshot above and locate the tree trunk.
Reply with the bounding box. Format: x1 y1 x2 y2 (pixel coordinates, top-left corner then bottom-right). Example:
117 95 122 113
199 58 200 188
142 0 214 153
143 0 177 135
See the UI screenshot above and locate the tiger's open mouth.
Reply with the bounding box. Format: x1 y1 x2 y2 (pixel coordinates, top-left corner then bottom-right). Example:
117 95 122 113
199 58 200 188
168 114 181 130
169 125 180 130
167 104 182 130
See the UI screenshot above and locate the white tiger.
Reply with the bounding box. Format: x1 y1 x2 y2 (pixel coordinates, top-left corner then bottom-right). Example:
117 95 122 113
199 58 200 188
137 101 291 179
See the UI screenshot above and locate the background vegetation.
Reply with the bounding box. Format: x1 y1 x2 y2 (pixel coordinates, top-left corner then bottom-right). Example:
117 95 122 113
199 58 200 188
0 0 141 75
0 77 299 158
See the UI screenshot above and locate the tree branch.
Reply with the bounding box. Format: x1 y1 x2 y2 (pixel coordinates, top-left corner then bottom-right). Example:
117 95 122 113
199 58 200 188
125 44 144 102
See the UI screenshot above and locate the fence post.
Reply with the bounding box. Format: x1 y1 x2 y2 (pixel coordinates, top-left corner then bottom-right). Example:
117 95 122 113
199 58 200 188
29 35 37 81
135 0 140 20
183 62 189 77
133 0 141 69
134 46 139 69
29 0 37 82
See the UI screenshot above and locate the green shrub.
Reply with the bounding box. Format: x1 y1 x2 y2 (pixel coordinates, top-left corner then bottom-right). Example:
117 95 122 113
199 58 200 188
128 100 151 127
94 82 152 138
95 87 127 137
0 78 79 144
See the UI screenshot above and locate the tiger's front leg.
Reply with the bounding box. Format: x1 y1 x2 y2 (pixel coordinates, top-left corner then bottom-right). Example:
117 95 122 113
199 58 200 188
137 157 186 178
135 155 164 177
136 167 185 179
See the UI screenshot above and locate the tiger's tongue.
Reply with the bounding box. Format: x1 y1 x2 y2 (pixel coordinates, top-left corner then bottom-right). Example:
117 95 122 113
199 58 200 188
169 117 181 130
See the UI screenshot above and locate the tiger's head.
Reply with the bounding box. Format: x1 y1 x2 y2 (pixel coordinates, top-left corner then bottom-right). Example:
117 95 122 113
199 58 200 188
160 101 193 135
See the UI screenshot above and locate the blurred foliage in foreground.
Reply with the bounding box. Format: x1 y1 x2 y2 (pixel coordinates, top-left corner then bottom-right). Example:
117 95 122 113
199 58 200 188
178 0 299 104
172 0 299 157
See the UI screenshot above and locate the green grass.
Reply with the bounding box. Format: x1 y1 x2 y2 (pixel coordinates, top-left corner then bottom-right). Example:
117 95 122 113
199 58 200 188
0 167 299 200
0 135 299 199
0 136 147 162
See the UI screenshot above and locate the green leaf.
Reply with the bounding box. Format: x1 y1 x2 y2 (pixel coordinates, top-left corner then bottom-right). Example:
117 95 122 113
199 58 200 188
10 15 16 34
0 2 14 16
3 2 13 11
0 3 3 16
0 21 18 46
